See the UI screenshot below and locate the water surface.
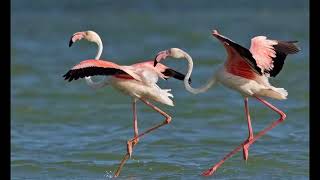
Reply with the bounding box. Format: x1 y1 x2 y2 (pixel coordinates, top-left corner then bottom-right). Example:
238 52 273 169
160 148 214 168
11 1 309 179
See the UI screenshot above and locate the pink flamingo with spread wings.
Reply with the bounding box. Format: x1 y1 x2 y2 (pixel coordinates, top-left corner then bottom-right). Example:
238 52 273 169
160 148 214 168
154 29 300 176
63 30 191 177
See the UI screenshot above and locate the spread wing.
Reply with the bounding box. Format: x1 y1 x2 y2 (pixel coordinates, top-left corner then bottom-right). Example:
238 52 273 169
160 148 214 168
212 30 300 77
212 30 263 75
131 60 191 84
250 36 300 77
63 59 142 82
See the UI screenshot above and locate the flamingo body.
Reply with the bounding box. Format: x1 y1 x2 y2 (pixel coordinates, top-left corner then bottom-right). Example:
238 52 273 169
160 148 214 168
211 29 299 100
64 30 191 177
63 59 188 106
153 29 300 176
110 76 174 106
215 67 288 100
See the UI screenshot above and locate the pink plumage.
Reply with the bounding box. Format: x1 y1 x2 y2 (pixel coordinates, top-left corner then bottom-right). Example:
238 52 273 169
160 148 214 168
153 29 300 177
64 30 191 177
249 36 278 72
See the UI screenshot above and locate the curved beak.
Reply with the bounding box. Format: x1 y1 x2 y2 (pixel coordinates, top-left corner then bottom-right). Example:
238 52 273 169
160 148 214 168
68 37 74 47
68 32 86 47
153 50 170 67
153 54 160 67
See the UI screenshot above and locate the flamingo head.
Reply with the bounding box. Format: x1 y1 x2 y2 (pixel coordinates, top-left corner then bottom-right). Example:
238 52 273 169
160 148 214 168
153 48 186 67
69 30 102 47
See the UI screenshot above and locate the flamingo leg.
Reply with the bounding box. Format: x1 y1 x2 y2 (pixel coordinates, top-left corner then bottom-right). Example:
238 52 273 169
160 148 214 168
114 99 139 177
114 98 172 177
127 98 172 144
132 98 139 145
113 153 130 178
201 96 286 176
126 98 139 158
243 97 253 161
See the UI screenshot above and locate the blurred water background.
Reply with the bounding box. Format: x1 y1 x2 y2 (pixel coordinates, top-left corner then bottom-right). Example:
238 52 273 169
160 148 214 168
11 0 309 179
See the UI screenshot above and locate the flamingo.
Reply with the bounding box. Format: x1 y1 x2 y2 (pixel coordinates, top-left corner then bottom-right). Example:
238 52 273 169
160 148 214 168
64 30 191 177
154 29 300 176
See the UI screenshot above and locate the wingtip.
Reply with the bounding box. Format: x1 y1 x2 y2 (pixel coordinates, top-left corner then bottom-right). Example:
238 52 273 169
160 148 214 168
212 29 219 35
63 71 72 81
296 45 302 52
282 40 301 53
63 76 69 81
292 41 301 52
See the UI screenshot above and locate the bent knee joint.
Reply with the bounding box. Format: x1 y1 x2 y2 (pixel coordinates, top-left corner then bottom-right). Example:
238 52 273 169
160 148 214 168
279 112 286 121
165 116 172 124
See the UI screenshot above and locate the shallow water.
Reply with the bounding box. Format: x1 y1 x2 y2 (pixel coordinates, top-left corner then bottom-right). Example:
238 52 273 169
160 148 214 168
11 1 309 179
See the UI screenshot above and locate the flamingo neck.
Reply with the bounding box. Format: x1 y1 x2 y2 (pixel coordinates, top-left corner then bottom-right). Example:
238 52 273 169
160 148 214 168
183 52 217 94
85 38 108 88
95 40 103 60
85 76 109 89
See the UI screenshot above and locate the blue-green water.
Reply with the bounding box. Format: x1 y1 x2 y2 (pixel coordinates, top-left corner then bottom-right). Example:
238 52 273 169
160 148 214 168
11 1 309 179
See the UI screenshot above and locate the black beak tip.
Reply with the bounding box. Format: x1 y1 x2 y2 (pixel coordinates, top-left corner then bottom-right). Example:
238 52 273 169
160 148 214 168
153 57 158 67
69 39 73 47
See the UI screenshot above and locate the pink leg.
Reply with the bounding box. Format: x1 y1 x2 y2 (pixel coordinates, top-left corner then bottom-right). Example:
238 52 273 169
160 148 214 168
202 96 286 176
243 97 253 161
125 99 139 162
114 99 140 178
127 99 172 143
114 98 172 177
132 98 139 145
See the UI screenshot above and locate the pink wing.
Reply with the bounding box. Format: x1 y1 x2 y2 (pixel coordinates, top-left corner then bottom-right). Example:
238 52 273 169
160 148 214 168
212 29 300 77
132 60 191 83
249 36 278 72
63 59 142 82
131 61 172 79
71 59 121 70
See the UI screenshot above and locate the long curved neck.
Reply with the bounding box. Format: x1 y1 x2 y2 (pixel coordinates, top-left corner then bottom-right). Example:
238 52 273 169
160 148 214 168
182 52 217 94
94 39 103 60
85 77 108 89
85 37 108 88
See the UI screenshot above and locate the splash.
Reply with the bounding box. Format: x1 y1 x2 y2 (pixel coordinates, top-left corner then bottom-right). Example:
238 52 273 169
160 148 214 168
104 170 113 179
